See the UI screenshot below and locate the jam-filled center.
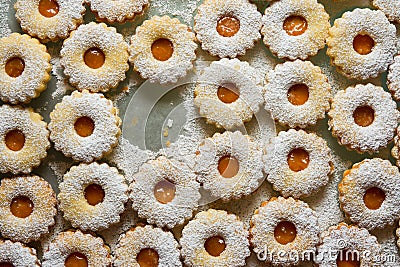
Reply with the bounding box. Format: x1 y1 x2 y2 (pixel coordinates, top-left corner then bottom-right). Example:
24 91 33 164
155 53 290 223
363 187 385 210
151 38 174 61
218 155 239 178
353 106 374 127
5 130 25 152
10 196 33 218
287 148 309 172
38 0 59 18
84 184 105 206
217 83 240 104
74 116 95 137
283 15 308 36
287 84 309 106
336 250 360 267
137 248 159 267
154 180 176 204
0 263 14 267
5 57 25 78
65 252 88 267
84 47 105 69
205 236 226 257
217 16 240 37
274 221 297 245
353 34 374 55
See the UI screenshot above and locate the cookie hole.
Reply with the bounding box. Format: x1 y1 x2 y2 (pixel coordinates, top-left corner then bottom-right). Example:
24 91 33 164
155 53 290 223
274 221 297 245
217 83 240 104
137 248 159 267
84 184 105 206
0 263 14 267
205 236 226 257
5 57 25 78
336 250 360 267
287 84 309 106
218 155 239 178
5 130 25 151
353 106 374 127
74 116 95 137
217 16 240 37
10 196 33 218
154 180 176 204
353 34 374 55
151 38 174 61
283 15 308 36
363 187 385 210
287 148 309 172
65 252 88 267
38 0 59 18
84 47 105 69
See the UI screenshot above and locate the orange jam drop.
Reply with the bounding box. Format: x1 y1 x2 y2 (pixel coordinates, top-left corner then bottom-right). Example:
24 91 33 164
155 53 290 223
287 148 309 172
353 106 374 127
151 39 174 61
217 83 240 104
0 263 14 267
84 184 105 206
137 248 159 267
84 48 105 69
336 250 360 267
287 84 309 105
154 180 176 204
38 0 59 18
353 34 374 55
10 196 33 218
283 16 308 36
218 155 239 178
5 57 25 78
65 252 88 267
274 221 297 245
363 187 385 210
217 16 240 37
205 236 226 257
5 130 25 151
74 117 95 137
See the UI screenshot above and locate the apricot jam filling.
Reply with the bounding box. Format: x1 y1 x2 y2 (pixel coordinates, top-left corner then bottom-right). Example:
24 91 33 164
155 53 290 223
151 39 174 61
137 248 159 267
38 0 59 18
84 184 105 206
353 34 374 55
74 117 95 137
274 221 297 245
336 250 360 267
217 16 240 37
154 180 176 204
218 155 239 178
5 57 25 78
205 236 226 257
217 83 240 104
5 130 25 151
353 106 374 127
363 187 385 210
283 16 308 36
287 148 309 172
84 48 105 69
65 252 88 267
287 84 309 105
10 196 33 218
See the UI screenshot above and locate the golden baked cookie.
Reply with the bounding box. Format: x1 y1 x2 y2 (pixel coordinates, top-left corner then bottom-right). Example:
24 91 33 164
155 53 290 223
181 209 250 267
373 0 400 23
0 175 57 243
60 22 129 92
387 55 400 100
129 15 197 84
0 105 50 174
0 239 40 267
49 90 121 162
87 0 148 23
58 162 128 232
0 33 51 104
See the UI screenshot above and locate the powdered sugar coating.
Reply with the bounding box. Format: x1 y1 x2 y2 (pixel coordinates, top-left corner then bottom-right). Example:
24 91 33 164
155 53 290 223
261 0 330 60
194 58 264 129
250 197 320 266
114 225 181 267
0 105 50 174
58 162 129 232
327 8 396 80
264 60 332 128
61 22 129 92
339 158 400 230
87 0 148 23
0 175 57 243
373 0 400 23
14 0 85 42
181 209 250 267
0 239 39 267
129 15 197 84
194 0 261 58
387 55 400 100
328 83 399 153
0 33 51 104
316 223 382 266
264 129 333 198
49 90 121 162
391 129 400 167
130 156 200 228
42 230 111 267
195 131 264 201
